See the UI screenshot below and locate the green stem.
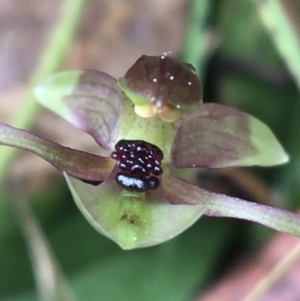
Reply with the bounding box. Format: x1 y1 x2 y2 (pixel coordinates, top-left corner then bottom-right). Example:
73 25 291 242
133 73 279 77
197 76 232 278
181 0 212 78
253 0 300 92
11 194 78 301
0 0 88 182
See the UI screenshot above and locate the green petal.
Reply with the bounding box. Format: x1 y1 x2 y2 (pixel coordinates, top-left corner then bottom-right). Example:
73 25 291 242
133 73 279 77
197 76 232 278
162 173 300 237
34 70 123 150
171 103 289 168
117 99 181 163
65 167 206 250
0 122 113 181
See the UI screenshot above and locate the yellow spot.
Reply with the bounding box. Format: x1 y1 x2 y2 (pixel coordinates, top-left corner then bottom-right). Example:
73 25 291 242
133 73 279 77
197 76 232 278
134 104 157 118
159 104 183 122
134 102 183 122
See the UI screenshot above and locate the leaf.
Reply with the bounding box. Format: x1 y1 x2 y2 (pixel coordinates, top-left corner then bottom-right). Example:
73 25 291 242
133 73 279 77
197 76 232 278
162 172 300 237
253 0 300 92
34 70 123 150
0 122 113 181
71 224 229 301
65 166 206 250
171 103 289 169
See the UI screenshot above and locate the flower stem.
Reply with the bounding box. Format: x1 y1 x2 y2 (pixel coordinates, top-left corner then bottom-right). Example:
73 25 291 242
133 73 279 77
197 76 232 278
0 0 88 182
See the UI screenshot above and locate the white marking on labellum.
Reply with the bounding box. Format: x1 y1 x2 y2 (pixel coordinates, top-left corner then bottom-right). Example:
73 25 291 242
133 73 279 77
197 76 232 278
188 81 192 86
156 99 163 109
153 78 157 82
170 75 174 80
161 51 172 59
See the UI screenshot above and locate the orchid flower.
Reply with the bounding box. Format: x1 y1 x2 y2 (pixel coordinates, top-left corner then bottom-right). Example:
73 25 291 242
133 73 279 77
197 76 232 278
1 54 299 250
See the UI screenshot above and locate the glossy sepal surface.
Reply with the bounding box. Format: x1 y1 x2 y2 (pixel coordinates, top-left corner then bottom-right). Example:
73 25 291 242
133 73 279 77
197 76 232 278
118 55 202 111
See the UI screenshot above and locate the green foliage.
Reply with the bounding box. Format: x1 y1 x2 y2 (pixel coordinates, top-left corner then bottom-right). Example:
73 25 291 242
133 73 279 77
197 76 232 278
1 0 300 300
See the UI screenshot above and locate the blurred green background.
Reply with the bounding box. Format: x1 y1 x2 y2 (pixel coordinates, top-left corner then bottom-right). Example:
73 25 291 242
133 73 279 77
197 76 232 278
0 0 299 300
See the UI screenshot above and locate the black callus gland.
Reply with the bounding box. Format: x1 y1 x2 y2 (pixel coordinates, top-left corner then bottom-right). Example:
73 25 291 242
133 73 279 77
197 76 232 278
111 140 163 192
